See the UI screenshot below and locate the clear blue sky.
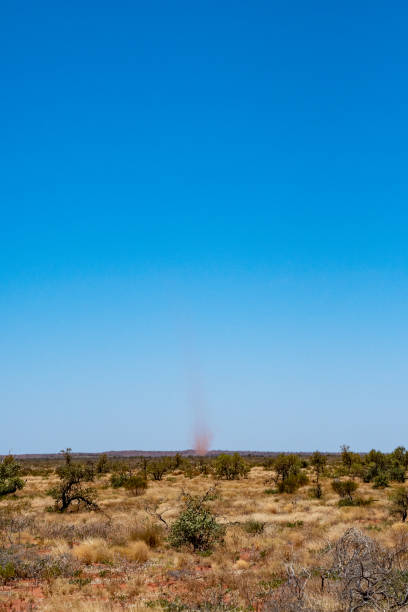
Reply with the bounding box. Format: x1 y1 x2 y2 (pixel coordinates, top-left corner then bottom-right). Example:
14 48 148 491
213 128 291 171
1 1 408 453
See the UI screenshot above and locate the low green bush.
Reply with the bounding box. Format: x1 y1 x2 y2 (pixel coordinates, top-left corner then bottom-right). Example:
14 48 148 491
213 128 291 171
331 479 358 501
214 453 249 480
243 520 265 535
338 496 373 507
168 490 224 551
0 456 24 498
373 473 389 489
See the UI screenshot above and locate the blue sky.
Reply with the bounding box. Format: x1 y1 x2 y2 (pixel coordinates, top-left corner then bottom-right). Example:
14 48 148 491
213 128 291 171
1 1 408 453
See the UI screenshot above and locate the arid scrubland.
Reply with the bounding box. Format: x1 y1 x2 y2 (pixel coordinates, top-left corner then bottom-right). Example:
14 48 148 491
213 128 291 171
1 449 408 611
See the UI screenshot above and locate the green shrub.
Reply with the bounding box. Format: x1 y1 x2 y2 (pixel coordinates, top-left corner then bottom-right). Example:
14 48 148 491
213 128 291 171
340 445 353 473
123 474 148 496
389 464 406 483
273 454 308 493
350 461 365 479
110 472 128 488
96 453 110 474
390 487 408 522
277 470 308 494
338 497 372 507
181 461 199 479
338 498 355 507
47 451 98 512
363 463 378 483
331 479 358 501
197 459 210 475
354 497 373 506
262 458 275 470
391 446 408 468
243 520 265 535
0 456 24 498
365 449 387 470
309 451 327 499
373 473 389 489
285 520 304 528
308 486 323 499
148 459 171 481
0 562 15 583
214 453 249 480
173 453 183 470
168 490 224 551
110 465 149 496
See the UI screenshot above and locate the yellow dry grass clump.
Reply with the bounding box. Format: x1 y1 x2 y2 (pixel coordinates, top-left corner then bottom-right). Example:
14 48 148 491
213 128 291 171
73 538 114 564
114 540 150 562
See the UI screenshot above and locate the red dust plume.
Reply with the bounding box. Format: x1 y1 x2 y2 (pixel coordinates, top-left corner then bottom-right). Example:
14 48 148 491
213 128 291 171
194 422 212 456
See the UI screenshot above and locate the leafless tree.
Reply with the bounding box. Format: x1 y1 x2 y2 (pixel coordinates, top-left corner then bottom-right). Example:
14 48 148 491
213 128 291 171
329 527 408 611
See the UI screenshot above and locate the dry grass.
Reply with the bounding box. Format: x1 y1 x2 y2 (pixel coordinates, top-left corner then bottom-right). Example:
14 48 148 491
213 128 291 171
128 521 163 548
73 537 114 564
1 462 407 610
114 540 150 562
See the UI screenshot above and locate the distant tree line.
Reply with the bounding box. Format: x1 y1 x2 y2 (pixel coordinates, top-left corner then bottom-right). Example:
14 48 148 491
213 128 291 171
3 444 408 525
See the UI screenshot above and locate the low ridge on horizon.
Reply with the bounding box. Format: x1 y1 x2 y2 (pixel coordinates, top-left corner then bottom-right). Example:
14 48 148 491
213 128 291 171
4 448 343 459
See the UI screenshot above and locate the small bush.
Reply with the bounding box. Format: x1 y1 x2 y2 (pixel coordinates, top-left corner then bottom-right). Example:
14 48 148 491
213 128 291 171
262 458 275 470
373 473 389 489
110 472 128 488
308 486 323 499
47 450 98 512
0 456 24 498
148 459 171 481
338 498 355 507
389 464 406 483
0 548 77 582
338 496 373 507
168 489 224 551
243 520 265 535
0 562 15 583
96 453 110 474
123 475 148 496
214 453 249 480
390 487 408 522
331 479 358 501
110 471 147 496
277 471 308 494
273 454 308 493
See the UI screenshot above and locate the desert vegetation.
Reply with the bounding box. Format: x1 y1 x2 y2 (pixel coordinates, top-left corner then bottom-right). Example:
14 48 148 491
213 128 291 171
2 447 408 610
